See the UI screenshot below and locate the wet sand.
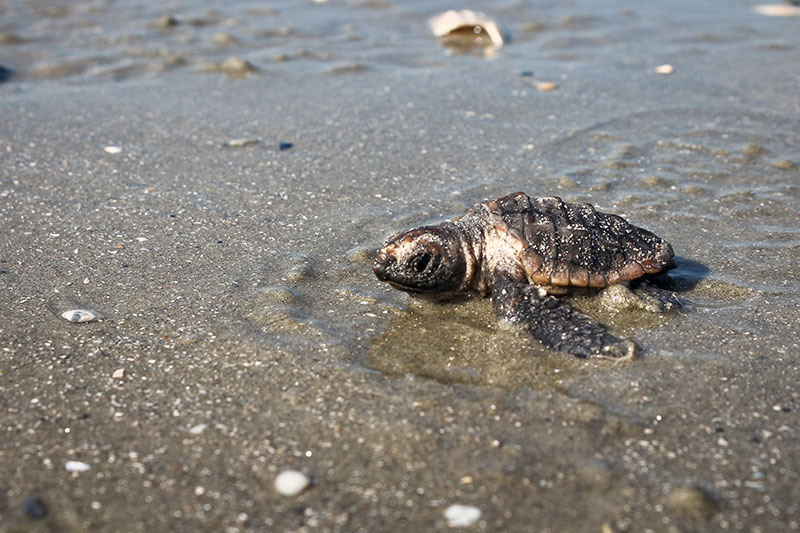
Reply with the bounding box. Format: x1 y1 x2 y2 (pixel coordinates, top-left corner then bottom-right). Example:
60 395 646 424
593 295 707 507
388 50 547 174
1 0 799 531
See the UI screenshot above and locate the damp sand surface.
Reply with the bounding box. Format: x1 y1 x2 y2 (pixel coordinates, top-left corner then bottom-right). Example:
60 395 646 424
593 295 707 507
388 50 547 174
1 0 800 531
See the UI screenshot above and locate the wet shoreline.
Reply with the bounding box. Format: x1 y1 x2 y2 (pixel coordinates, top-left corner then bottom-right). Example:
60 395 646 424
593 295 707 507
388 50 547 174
2 0 800 531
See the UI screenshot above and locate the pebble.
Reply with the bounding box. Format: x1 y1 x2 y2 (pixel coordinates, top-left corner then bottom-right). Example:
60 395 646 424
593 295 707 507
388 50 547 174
65 460 91 472
23 496 48 519
155 14 179 28
536 81 558 91
279 142 294 151
444 504 481 527
274 470 311 496
103 146 122 154
61 309 101 323
188 423 208 435
112 368 125 379
664 485 718 517
655 64 674 74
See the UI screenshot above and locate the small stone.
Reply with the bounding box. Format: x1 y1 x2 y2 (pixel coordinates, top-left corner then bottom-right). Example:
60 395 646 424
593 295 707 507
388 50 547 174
536 81 557 91
188 423 208 435
61 309 101 323
274 470 311 496
655 64 674 74
664 485 718 517
104 146 122 154
65 460 91 472
83 277 90 284
444 504 481 527
112 368 125 379
156 14 179 28
279 142 294 151
23 497 48 519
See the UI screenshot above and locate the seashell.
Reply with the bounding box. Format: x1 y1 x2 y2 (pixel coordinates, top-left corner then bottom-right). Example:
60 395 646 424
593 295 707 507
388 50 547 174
428 10 504 49
61 309 102 323
752 4 800 17
274 470 311 496
65 460 91 472
444 504 482 528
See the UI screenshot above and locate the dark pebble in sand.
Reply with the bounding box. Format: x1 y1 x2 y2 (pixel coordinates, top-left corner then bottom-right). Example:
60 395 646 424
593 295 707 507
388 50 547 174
23 496 48 519
0 65 13 82
520 70 534 77
279 142 294 151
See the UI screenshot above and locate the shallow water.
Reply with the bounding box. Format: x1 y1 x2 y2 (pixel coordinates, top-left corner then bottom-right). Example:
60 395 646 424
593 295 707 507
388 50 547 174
1 0 799 531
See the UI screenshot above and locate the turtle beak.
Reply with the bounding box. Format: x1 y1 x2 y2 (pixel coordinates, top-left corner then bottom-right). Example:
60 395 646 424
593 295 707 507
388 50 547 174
373 249 397 282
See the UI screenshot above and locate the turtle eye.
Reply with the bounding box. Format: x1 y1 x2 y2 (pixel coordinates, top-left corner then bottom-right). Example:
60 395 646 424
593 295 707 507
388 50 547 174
411 253 432 273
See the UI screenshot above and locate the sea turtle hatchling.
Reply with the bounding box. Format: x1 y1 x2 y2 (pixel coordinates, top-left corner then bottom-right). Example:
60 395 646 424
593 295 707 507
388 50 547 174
373 192 680 359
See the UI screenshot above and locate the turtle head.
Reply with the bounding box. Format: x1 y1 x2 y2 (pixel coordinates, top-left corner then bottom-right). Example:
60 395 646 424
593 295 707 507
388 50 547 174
373 225 467 294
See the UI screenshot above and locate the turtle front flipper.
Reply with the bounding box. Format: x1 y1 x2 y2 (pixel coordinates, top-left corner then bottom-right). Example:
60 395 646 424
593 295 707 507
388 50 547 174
491 274 636 359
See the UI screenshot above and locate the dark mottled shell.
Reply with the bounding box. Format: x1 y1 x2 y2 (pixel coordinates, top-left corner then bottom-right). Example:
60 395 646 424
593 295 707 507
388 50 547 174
483 192 674 288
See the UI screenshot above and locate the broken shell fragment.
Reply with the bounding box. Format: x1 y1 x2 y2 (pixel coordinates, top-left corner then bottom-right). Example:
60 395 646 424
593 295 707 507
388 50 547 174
753 4 800 16
224 138 260 148
61 309 102 323
654 64 674 75
428 9 504 49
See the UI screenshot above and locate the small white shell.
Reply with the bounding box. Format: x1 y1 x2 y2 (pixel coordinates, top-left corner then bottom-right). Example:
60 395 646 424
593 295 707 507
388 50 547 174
65 460 91 472
444 504 482 528
61 309 102 323
274 470 311 497
753 4 800 17
428 10 504 48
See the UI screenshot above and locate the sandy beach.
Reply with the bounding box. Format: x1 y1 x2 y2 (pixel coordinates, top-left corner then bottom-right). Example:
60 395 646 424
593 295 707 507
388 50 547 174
1 0 799 531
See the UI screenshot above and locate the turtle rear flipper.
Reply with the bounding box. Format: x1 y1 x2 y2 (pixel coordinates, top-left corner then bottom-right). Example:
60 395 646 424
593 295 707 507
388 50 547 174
491 274 636 359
